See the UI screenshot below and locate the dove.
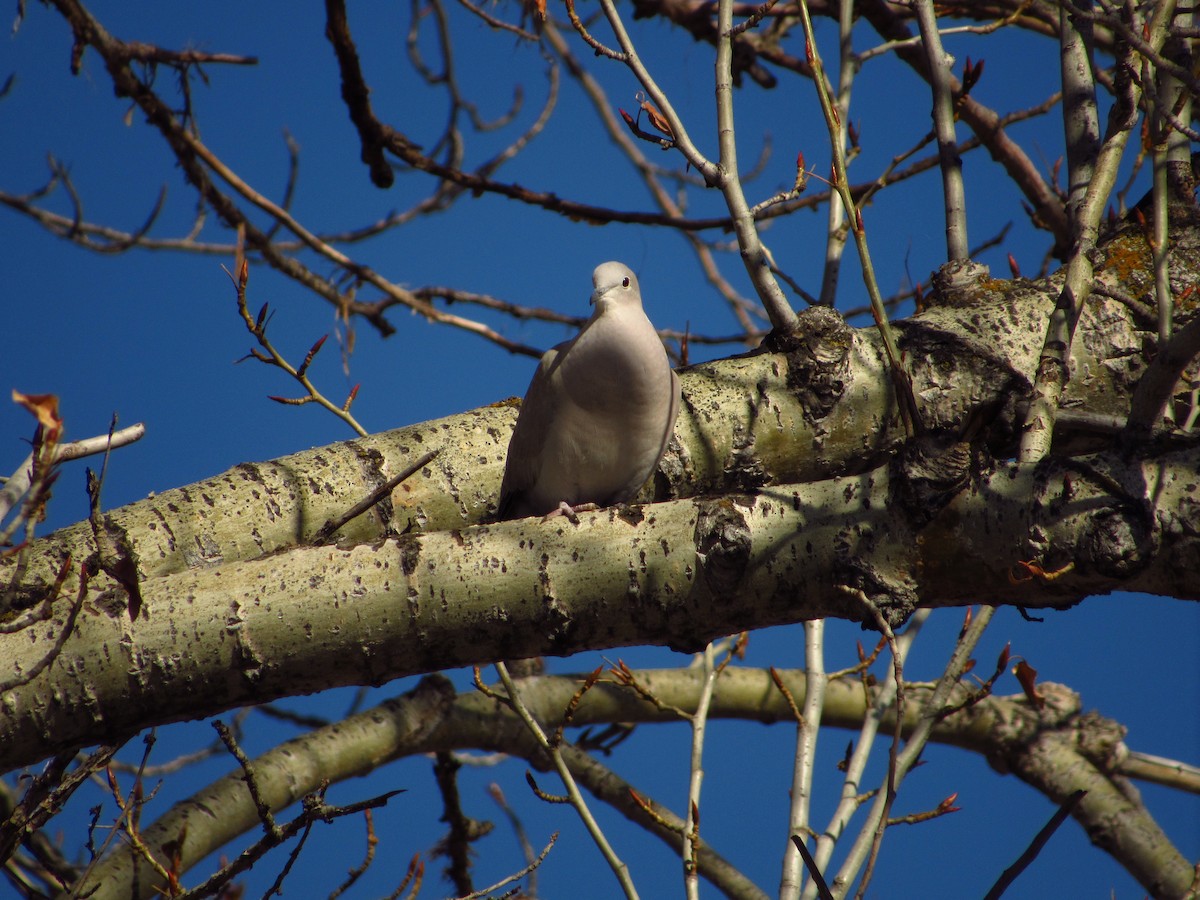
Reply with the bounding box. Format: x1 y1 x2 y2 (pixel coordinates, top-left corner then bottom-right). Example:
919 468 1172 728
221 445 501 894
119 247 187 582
497 261 680 520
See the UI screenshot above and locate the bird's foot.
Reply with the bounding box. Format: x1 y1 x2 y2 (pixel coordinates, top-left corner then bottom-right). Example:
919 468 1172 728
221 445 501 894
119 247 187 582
542 501 599 524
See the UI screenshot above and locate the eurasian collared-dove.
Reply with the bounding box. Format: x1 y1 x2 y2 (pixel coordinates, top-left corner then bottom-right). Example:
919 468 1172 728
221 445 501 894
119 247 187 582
497 261 680 520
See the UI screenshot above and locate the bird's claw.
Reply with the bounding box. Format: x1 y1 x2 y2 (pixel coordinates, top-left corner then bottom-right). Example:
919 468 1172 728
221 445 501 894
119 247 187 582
541 501 599 524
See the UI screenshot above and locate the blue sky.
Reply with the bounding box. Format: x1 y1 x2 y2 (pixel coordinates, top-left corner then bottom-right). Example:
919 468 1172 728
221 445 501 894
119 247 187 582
2 3 1197 898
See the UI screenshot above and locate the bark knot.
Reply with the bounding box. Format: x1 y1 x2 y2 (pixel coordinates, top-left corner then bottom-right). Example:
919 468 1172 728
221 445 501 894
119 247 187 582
766 305 852 424
692 498 752 601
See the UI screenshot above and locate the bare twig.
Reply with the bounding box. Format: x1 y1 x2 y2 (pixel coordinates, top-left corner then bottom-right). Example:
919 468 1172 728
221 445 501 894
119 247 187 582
1059 0 1100 234
227 229 369 436
590 0 799 331
684 644 719 900
797 0 921 436
856 1 1071 252
912 0 969 260
1119 751 1200 795
487 783 540 895
847 593 905 899
496 661 640 899
983 790 1087 899
1 423 145 526
311 448 441 544
790 835 836 900
214 720 282 841
816 0 855 308
458 832 559 900
830 606 992 895
542 18 764 335
1126 316 1200 435
779 619 825 900
432 751 481 894
1019 0 1178 462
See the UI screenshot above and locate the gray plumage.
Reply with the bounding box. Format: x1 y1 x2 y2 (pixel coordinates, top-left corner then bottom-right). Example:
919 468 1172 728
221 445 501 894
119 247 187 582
497 262 680 520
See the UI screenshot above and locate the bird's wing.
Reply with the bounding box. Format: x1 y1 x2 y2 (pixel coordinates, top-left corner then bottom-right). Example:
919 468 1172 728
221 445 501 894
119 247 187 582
496 344 562 519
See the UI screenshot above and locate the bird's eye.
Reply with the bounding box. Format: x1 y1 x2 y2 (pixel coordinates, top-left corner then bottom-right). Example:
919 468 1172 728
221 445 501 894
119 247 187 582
622 277 630 287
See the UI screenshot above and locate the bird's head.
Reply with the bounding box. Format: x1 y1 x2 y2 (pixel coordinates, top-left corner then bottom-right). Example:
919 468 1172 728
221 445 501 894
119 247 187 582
590 261 641 313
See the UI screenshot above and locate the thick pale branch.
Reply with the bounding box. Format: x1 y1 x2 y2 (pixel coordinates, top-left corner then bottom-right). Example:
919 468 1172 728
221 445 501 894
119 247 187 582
74 669 1196 900
2 444 1196 772
2 256 1170 608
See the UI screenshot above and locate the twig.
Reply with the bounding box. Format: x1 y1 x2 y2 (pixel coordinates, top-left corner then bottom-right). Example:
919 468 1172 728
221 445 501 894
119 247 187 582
227 227 368 436
1019 0 1178 462
983 790 1087 899
453 0 540 41
496 661 640 899
432 751 478 895
1059 0 1100 234
1119 751 1200 794
830 607 991 895
848 593 905 899
912 0 969 260
1125 316 1200 435
856 0 1071 252
541 18 763 334
684 644 719 900
0 745 121 868
728 0 781 36
779 619 825 900
556 739 766 899
816 0 854 308
564 0 626 59
590 0 799 331
789 835 835 900
172 787 403 900
458 833 559 900
713 0 799 330
488 783 539 895
797 0 921 436
857 3 1033 62
214 720 282 840
0 421 146 524
311 448 441 544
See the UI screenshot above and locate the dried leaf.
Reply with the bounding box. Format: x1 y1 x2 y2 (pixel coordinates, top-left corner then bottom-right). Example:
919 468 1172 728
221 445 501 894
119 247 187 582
12 390 63 438
639 98 674 139
1014 659 1044 710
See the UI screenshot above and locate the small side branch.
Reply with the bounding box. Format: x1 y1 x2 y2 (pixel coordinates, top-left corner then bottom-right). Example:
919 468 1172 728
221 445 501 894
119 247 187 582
912 0 969 260
311 449 441 545
1125 316 1200 435
796 0 922 436
1019 0 1179 462
495 662 640 899
983 790 1087 900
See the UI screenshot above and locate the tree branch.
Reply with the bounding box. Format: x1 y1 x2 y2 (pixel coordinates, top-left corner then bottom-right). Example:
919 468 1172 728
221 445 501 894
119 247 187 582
73 668 1197 900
